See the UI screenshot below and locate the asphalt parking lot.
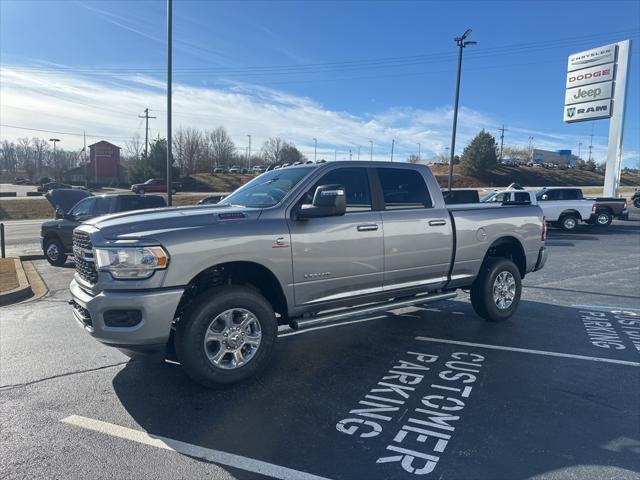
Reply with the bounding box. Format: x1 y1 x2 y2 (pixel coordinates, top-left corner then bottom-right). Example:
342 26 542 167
1 220 639 480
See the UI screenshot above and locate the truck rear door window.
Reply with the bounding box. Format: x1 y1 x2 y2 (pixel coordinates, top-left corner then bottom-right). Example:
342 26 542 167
377 168 432 210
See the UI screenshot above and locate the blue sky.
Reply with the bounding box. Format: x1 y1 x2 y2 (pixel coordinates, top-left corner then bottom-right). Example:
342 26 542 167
1 0 639 166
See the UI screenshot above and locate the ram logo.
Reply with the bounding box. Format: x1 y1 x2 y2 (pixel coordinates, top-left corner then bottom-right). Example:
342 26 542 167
566 107 576 118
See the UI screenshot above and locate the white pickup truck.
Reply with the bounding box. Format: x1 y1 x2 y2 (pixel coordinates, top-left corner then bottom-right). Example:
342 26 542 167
535 187 595 231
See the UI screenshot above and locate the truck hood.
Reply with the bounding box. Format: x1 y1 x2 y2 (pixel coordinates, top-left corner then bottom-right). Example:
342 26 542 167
45 188 92 214
83 204 261 240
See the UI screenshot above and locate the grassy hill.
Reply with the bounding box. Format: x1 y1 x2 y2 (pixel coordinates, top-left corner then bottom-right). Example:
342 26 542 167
430 165 640 189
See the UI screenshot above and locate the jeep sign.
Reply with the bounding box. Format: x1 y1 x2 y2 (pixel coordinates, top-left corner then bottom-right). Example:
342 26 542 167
565 63 614 88
567 43 617 72
564 99 612 123
565 81 613 106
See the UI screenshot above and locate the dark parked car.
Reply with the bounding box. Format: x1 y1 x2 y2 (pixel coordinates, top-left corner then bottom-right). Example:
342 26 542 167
13 177 29 185
441 189 480 205
130 178 182 195
41 191 166 266
38 181 72 192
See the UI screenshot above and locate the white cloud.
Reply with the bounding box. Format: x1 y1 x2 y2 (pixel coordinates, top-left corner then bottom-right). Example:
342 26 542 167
0 64 637 167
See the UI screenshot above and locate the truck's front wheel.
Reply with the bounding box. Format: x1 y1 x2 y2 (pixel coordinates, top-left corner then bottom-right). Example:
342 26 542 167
470 258 522 322
175 285 277 388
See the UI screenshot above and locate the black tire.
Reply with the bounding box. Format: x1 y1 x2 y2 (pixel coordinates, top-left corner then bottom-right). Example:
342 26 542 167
594 210 613 227
470 257 522 322
175 285 277 388
44 237 67 266
559 214 579 231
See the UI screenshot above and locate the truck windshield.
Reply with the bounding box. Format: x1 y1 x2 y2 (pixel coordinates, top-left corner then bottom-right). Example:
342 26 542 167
220 166 315 208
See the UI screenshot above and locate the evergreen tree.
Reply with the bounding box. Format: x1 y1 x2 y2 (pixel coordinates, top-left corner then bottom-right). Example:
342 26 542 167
459 130 498 176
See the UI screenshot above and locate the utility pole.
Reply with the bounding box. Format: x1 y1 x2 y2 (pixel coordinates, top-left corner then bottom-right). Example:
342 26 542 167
313 138 317 163
138 108 156 162
588 124 594 162
357 146 361 161
369 140 373 161
528 136 534 161
390 139 395 162
166 0 173 206
417 142 421 162
247 134 251 170
498 124 507 161
448 28 476 190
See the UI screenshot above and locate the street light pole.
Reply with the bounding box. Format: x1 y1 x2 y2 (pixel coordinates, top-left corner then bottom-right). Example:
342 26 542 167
390 139 395 162
417 142 421 162
357 146 361 161
448 28 476 190
369 140 373 161
166 0 173 206
247 134 251 170
313 138 317 163
49 138 60 179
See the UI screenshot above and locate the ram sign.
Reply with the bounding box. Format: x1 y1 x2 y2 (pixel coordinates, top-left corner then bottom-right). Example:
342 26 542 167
563 43 617 123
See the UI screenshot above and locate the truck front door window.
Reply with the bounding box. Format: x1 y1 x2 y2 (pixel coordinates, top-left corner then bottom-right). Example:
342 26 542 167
306 167 372 212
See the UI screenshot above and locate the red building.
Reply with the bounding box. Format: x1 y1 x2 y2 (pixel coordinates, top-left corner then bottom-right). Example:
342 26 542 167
64 140 127 186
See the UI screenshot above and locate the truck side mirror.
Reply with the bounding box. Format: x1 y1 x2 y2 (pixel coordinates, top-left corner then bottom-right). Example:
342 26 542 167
297 184 346 219
541 194 548 201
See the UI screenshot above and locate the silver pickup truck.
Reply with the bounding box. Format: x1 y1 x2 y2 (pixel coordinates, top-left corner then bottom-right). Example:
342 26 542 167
69 161 547 387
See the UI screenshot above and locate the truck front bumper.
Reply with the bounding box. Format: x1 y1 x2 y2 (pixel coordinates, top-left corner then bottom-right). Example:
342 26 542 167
69 278 184 359
534 246 548 272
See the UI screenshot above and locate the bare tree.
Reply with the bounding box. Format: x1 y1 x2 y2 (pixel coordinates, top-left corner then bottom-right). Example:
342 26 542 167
31 137 49 178
206 127 236 171
173 127 203 176
124 134 143 163
280 143 306 164
261 137 287 164
407 154 420 164
0 140 17 174
16 137 36 180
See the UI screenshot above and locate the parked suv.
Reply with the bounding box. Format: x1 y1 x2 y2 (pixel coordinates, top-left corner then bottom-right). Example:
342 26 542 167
42 191 166 266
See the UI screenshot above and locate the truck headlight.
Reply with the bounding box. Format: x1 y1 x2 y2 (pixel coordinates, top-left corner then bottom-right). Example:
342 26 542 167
94 246 169 279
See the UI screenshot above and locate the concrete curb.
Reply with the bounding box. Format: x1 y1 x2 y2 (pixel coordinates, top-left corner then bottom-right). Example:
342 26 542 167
0 258 33 306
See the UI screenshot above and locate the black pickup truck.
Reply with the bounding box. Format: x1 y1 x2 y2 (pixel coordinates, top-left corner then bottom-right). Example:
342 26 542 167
42 190 166 266
586 195 628 226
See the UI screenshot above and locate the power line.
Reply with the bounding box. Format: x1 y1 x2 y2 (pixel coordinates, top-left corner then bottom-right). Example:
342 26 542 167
0 123 132 140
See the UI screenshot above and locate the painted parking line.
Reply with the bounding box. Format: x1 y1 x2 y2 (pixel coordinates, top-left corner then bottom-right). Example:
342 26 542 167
572 304 640 312
61 415 332 480
415 337 640 367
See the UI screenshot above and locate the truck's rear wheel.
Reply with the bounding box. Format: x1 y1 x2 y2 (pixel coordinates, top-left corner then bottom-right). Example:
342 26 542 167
175 285 277 387
595 211 612 227
470 257 522 322
559 214 579 231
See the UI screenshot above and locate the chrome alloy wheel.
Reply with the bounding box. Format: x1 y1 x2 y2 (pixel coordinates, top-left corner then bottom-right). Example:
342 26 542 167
46 243 60 261
203 308 262 370
597 213 610 225
563 216 577 230
492 271 516 310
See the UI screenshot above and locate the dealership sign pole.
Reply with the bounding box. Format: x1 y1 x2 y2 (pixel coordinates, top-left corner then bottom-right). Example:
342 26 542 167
564 40 631 197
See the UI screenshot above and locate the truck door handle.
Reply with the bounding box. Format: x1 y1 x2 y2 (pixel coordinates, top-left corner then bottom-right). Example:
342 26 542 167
428 219 447 226
357 224 379 232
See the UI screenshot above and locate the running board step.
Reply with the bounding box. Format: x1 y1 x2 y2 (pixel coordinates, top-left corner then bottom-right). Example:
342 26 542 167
288 291 457 330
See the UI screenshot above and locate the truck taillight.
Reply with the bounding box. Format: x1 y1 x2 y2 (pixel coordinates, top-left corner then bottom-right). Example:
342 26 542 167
541 217 547 242
624 199 627 209
592 203 596 213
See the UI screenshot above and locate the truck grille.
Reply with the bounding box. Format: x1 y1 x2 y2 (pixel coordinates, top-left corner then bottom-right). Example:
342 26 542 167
73 231 98 284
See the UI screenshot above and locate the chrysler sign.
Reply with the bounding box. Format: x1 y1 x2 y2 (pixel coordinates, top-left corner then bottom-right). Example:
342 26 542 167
564 43 617 123
567 43 617 72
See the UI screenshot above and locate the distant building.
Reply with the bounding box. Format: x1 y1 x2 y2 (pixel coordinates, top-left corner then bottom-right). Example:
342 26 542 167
63 140 128 186
532 149 579 167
